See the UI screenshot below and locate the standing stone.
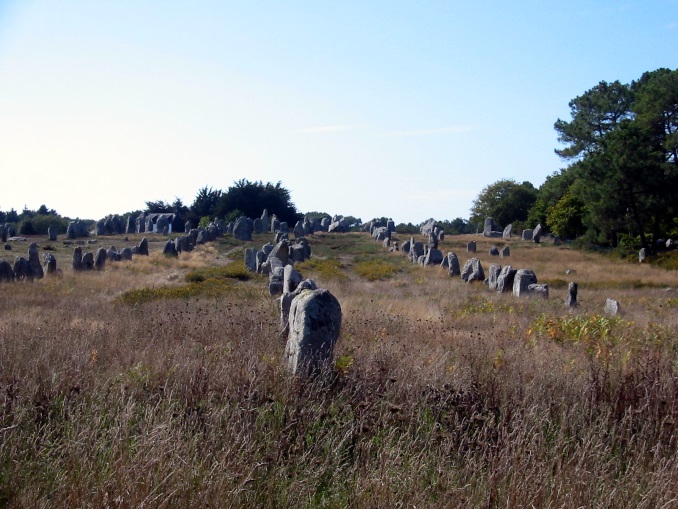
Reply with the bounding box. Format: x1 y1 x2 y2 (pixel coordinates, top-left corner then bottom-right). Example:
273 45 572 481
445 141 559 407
43 253 57 275
81 252 94 271
501 246 510 257
0 227 6 243
253 218 264 234
48 226 57 241
67 221 77 239
442 252 461 277
496 265 517 293
95 221 106 236
271 215 280 233
73 246 83 271
489 246 500 256
283 264 303 294
467 241 476 253
13 257 31 281
566 282 578 308
260 210 270 232
125 215 136 234
533 224 543 243
461 257 485 283
604 298 621 316
639 248 647 263
244 248 257 272
503 224 512 239
522 230 533 241
410 241 424 263
401 239 411 254
0 259 14 281
383 237 391 249
184 221 192 233
94 247 107 270
293 221 305 239
138 238 149 256
233 217 254 241
488 264 502 290
28 243 44 279
280 279 318 331
269 240 290 266
423 248 443 266
513 269 537 297
163 240 177 257
428 232 438 249
387 219 395 233
483 218 500 237
269 266 285 296
120 247 133 260
284 288 342 376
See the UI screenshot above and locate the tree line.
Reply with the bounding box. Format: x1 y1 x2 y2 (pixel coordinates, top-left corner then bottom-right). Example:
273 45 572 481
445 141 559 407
470 68 678 253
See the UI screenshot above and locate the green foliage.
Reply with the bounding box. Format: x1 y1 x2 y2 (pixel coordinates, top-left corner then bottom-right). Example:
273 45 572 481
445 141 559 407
527 314 632 352
18 214 68 235
198 216 211 228
185 261 254 282
296 258 348 281
527 168 578 228
190 186 222 223
546 192 585 239
216 179 301 225
353 259 399 281
469 179 538 229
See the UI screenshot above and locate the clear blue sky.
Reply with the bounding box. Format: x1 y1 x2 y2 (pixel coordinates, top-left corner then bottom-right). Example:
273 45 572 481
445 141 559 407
1 1 677 224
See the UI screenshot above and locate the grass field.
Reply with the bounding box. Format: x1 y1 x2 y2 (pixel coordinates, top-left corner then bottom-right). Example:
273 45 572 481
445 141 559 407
1 231 677 508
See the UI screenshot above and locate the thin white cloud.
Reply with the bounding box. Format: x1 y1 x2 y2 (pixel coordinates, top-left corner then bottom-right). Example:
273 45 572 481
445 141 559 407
296 124 356 134
383 126 476 137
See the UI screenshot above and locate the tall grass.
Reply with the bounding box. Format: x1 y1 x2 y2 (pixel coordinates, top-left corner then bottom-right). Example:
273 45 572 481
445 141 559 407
0 232 676 507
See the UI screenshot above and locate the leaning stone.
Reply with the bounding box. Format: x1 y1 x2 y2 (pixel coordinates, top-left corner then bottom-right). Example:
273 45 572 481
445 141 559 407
284 288 342 376
94 247 107 270
503 224 512 238
604 298 621 316
513 269 537 297
488 264 502 291
533 224 543 243
496 265 517 293
461 257 485 283
566 282 578 307
138 238 149 256
423 248 443 266
528 283 549 299
467 241 476 253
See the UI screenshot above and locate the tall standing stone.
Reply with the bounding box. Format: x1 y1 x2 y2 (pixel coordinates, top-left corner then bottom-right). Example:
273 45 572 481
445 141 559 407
48 226 57 241
503 224 512 238
94 247 107 270
488 264 502 291
533 224 543 243
28 242 44 279
513 269 537 297
496 265 517 293
284 288 342 376
461 257 485 283
566 282 578 307
73 246 83 271
138 238 149 256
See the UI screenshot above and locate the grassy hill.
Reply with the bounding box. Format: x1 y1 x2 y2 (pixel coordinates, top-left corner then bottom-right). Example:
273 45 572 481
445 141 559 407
1 231 677 507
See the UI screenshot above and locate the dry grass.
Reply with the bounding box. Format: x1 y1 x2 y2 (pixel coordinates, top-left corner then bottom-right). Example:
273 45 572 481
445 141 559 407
0 232 676 508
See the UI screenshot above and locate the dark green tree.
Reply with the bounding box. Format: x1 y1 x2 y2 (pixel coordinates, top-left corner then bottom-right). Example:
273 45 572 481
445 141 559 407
190 186 222 223
215 180 301 225
469 179 538 230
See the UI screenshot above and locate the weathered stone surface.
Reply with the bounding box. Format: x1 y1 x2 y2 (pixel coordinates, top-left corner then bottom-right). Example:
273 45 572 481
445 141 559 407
28 243 43 279
233 216 254 241
120 248 133 260
138 238 149 256
48 226 57 241
283 264 303 294
401 239 411 254
528 283 549 299
410 242 424 262
503 224 512 238
605 298 621 316
372 226 390 241
513 269 537 297
280 279 318 331
483 218 501 237
94 247 107 270
566 282 578 307
461 257 485 283
0 259 14 281
253 218 264 234
501 246 510 257
489 245 500 256
387 219 395 233
293 221 305 239
290 244 308 264
488 264 502 290
522 229 533 241
269 240 290 266
245 248 257 272
328 219 350 233
78 252 93 271
496 265 517 293
163 240 177 257
13 257 31 281
269 266 285 296
423 248 443 266
533 224 543 243
467 241 476 253
420 219 436 236
72 246 83 271
43 253 57 275
428 232 438 250
284 288 342 376
639 248 647 263
278 222 289 234
441 252 460 276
